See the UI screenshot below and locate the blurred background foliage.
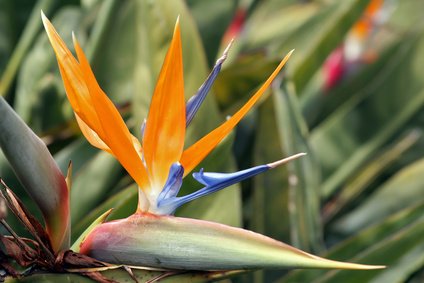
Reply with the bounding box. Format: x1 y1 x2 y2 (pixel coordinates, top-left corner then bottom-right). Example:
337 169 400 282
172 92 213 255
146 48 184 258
1 0 424 282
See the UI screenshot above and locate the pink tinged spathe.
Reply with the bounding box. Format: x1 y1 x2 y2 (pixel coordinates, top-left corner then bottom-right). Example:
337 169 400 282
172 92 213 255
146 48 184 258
79 213 385 271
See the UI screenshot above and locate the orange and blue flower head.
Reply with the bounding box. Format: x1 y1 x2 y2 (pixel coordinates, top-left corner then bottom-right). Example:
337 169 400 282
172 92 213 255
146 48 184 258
42 13 300 216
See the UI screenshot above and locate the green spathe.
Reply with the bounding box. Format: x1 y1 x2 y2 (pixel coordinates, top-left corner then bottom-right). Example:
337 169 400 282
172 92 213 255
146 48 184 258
0 96 70 252
80 213 384 270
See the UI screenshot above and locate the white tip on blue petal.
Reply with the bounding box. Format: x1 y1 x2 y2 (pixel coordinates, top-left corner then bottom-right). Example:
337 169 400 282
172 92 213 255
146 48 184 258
267 152 306 168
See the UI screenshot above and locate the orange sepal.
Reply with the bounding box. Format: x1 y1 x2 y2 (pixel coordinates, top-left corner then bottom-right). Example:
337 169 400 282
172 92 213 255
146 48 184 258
42 14 103 134
142 19 186 191
42 12 149 189
72 36 150 189
180 51 293 175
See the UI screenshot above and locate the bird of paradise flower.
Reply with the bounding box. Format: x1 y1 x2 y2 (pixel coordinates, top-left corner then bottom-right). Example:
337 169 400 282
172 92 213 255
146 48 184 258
42 12 384 271
42 14 300 216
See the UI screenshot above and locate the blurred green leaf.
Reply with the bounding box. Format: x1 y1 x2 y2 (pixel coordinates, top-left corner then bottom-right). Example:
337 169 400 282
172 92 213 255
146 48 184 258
300 39 403 129
187 0 238 66
237 0 321 52
253 98 290 243
214 0 370 116
83 0 119 63
334 157 424 234
214 53 276 112
323 130 421 223
72 183 137 240
301 0 424 128
318 218 424 283
311 28 424 198
279 200 424 283
0 0 55 98
273 80 323 253
54 138 98 174
290 0 370 92
14 7 82 133
237 0 370 92
251 97 290 282
70 151 122 226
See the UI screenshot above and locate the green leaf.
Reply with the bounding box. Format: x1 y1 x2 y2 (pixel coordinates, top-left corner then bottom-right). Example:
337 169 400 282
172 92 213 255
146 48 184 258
300 39 404 129
253 98 290 243
279 201 424 283
236 0 370 92
0 96 69 252
334 157 424 234
54 138 98 174
72 184 137 241
318 218 424 283
0 0 55 98
14 7 82 133
186 0 238 66
70 151 122 226
213 53 277 112
323 130 421 223
311 29 424 198
290 0 370 92
273 81 323 253
251 98 290 282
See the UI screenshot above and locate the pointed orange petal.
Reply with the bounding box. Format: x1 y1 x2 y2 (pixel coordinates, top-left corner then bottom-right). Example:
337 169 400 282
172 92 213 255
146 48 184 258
72 35 150 190
142 20 186 191
43 13 149 189
42 13 103 134
180 51 293 175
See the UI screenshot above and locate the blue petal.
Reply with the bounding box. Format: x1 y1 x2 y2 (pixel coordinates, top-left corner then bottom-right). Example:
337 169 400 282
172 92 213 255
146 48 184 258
184 165 269 203
158 163 269 213
156 154 306 215
185 42 232 127
157 162 184 203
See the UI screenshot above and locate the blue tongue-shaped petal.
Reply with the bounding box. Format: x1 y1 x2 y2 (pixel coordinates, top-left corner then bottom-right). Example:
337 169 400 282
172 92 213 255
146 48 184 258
157 162 184 204
157 153 306 215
